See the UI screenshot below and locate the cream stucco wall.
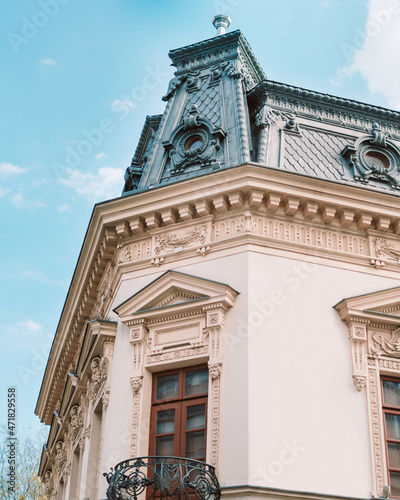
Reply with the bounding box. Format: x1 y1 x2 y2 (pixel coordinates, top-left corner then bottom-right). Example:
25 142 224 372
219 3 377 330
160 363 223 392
96 249 399 499
246 252 398 498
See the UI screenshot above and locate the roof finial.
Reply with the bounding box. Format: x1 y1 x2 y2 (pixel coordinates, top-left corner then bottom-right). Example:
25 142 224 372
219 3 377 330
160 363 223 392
212 14 231 36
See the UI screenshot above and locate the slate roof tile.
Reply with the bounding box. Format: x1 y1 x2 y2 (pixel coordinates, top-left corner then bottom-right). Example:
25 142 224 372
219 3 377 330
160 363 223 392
283 129 348 182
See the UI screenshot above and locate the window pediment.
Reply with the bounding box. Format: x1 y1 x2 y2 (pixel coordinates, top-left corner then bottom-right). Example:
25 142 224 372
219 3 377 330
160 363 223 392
335 286 400 392
336 286 400 497
113 270 238 323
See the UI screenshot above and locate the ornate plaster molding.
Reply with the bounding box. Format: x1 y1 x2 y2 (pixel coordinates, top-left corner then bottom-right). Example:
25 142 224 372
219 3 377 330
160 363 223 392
248 80 400 137
367 367 385 497
130 376 143 457
336 287 400 496
69 404 83 442
43 469 54 498
55 440 66 475
209 362 222 469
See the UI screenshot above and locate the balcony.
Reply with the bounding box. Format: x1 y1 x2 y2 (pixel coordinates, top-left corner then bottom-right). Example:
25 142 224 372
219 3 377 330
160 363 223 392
104 456 220 500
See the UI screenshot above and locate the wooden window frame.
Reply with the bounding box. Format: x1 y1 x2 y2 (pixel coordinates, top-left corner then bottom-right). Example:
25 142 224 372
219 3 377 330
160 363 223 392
381 376 400 498
149 365 208 461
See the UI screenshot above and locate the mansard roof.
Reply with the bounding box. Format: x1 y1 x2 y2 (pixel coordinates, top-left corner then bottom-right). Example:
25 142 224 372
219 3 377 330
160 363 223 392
121 29 400 198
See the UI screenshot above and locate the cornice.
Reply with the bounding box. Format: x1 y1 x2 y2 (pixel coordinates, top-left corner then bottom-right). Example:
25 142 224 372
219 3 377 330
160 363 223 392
168 30 265 82
248 80 400 136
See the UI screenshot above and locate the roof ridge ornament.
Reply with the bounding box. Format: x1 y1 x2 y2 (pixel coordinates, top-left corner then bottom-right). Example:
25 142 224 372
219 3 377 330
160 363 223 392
212 14 231 36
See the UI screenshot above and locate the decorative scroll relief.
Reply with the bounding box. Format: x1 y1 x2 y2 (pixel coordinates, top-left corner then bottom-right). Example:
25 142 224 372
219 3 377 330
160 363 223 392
369 234 400 268
89 356 109 409
55 441 67 475
371 328 400 357
92 261 115 319
44 469 54 498
152 222 210 256
344 323 400 391
69 404 83 442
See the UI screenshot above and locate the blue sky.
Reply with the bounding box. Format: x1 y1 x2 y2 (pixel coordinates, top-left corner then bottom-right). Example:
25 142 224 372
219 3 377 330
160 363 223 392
1 0 399 434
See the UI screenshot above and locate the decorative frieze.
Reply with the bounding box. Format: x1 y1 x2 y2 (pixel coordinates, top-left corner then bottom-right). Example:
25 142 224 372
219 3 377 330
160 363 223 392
147 345 208 365
211 214 369 258
248 80 400 137
153 222 209 256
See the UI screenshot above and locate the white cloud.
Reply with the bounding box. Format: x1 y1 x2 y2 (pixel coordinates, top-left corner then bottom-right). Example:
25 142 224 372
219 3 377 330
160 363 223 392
338 0 400 109
18 320 43 332
41 58 57 66
0 186 10 197
11 192 46 209
59 166 124 201
21 269 66 286
0 162 26 178
2 320 52 351
58 204 71 212
95 152 106 160
111 99 134 112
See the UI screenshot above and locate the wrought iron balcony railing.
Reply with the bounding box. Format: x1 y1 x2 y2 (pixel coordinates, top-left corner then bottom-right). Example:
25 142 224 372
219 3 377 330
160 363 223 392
104 456 220 500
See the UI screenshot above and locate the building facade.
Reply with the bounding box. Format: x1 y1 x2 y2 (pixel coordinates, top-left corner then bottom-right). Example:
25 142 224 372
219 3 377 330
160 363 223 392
36 16 400 500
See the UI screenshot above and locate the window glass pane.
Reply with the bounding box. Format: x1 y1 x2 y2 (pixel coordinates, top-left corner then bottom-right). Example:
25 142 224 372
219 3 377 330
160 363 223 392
388 443 400 469
156 436 174 456
185 431 205 459
156 374 179 401
156 409 175 434
383 381 400 407
386 414 400 441
186 405 206 430
390 472 400 497
185 369 208 396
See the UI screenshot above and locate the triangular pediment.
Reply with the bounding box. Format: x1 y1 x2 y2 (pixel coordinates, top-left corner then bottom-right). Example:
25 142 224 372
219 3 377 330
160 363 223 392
114 270 238 320
335 286 400 323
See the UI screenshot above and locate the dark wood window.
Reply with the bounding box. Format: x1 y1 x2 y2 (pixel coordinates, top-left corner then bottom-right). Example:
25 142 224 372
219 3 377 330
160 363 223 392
382 377 400 497
149 366 208 461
